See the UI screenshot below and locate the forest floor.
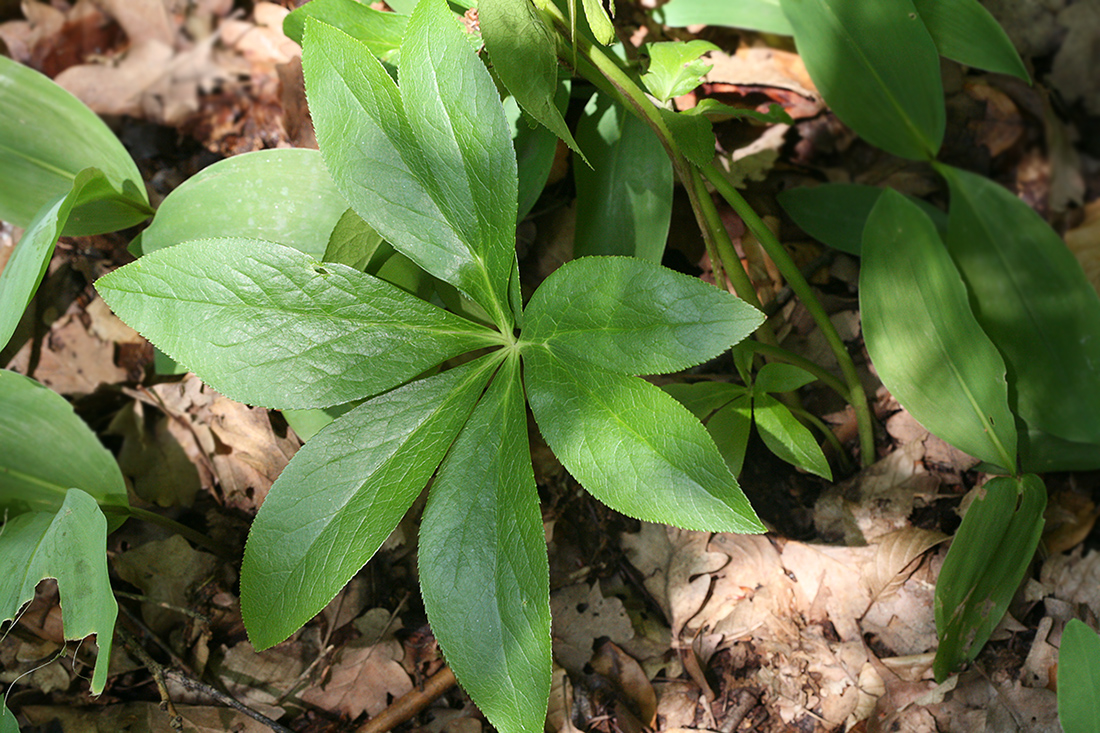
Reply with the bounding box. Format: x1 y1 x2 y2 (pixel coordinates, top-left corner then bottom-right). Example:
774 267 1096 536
2 1 1100 732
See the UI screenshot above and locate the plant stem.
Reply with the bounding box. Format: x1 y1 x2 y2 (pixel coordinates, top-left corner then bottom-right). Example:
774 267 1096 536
101 504 225 556
701 166 875 465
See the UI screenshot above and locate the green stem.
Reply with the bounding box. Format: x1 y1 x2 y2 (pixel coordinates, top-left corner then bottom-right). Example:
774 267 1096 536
101 505 225 557
701 165 875 466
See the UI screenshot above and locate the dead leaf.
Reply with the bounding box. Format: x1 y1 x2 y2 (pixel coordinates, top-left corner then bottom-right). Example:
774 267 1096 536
113 535 218 634
20 701 274 732
1065 197 1100 295
590 641 657 727
550 582 635 671
862 528 947 603
300 639 413 719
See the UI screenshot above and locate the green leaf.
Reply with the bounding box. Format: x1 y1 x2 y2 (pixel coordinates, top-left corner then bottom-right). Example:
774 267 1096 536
1 695 15 733
95 238 500 410
524 256 764 375
420 354 551 733
1059 619 1100 733
752 394 831 479
505 94 561 221
779 184 948 256
687 99 794 125
304 7 518 328
708 396 753 476
323 208 386 271
934 474 1045 682
133 149 347 259
282 402 359 443
284 0 407 64
1018 428 1100 473
641 40 720 102
0 489 117 694
525 348 764 532
482 0 585 161
663 381 744 419
753 362 817 393
659 108 715 167
861 190 1017 469
939 164 1100 446
0 370 127 520
574 95 672 261
0 56 151 235
656 0 793 35
581 0 614 44
779 0 944 160
242 354 500 650
912 0 1028 81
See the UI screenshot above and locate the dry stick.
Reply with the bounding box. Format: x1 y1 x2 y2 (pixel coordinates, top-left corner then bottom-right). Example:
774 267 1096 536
116 625 184 731
161 668 296 733
356 666 457 733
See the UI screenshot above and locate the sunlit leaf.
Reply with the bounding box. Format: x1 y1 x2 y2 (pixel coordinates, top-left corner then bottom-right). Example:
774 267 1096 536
656 0 793 35
641 40 720 102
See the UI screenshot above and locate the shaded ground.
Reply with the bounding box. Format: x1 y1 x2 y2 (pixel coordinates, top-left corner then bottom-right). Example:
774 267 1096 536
3 1 1100 732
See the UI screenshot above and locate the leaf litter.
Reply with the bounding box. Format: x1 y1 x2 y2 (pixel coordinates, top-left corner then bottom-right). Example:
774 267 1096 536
1 1 1099 731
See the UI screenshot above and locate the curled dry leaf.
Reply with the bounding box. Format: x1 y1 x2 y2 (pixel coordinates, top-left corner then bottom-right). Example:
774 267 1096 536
862 528 948 603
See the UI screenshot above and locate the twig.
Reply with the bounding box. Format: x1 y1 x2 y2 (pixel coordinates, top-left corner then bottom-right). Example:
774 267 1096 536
117 626 184 731
161 668 296 733
357 665 457 733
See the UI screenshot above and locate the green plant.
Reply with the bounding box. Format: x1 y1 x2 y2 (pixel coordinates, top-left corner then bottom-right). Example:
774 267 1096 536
1059 619 1100 733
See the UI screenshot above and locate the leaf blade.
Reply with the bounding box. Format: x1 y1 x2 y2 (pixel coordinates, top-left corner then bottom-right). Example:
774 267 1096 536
525 349 764 533
420 355 552 733
95 238 499 410
860 190 1017 469
912 0 1028 81
241 355 500 650
1059 619 1100 733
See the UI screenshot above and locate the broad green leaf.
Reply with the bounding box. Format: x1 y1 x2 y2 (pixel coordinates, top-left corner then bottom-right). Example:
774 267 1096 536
656 0 793 35
709 396 753 476
524 256 764 375
779 183 948 256
282 402 359 443
505 95 560 221
1019 427 1100 473
133 149 347 259
779 0 944 160
1059 619 1100 733
420 355 551 733
0 370 127 520
912 0 1028 81
939 164 1100 446
659 108 716 168
663 381 744 419
574 95 672 261
284 0 407 64
323 208 386 271
752 394 831 479
525 348 764 532
95 238 501 410
861 190 1016 469
242 354 500 650
0 489 117 694
641 41 720 102
482 0 585 160
581 0 614 44
688 99 794 125
753 362 817 393
934 474 1045 681
304 9 518 328
0 56 151 235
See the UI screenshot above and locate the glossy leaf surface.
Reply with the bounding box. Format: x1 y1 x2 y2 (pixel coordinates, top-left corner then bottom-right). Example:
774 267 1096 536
96 238 499 410
1059 619 1100 733
780 0 943 160
912 0 1028 81
641 40 720 102
242 355 500 649
574 95 672 261
482 0 584 159
0 56 151 235
304 7 517 328
420 355 551 733
525 349 764 532
524 256 764 375
0 370 127 520
940 164 1100 446
134 149 347 259
861 191 1016 470
0 489 116 694
284 0 407 63
934 474 1045 681
322 208 386 271
752 394 831 479
657 0 793 35
505 93 562 221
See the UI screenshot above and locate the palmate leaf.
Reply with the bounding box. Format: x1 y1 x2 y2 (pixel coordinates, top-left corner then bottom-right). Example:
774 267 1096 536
304 2 519 329
420 354 551 733
242 354 502 650
95 238 501 410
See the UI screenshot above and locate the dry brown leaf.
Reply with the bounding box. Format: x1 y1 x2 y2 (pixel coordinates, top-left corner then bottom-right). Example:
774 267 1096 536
300 639 412 718
20 701 274 732
1043 490 1099 555
964 81 1024 157
862 528 947 603
1065 198 1100 295
91 0 174 47
1041 547 1100 615
591 640 658 727
620 522 675 617
113 535 218 634
213 639 309 717
664 529 728 640
550 582 634 671
109 400 203 507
